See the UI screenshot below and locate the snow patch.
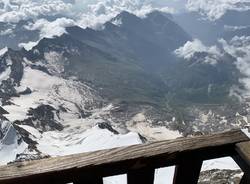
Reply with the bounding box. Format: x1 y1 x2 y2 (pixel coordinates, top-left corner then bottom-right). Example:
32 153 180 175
127 113 181 141
19 41 39 51
202 157 240 171
0 122 28 165
4 66 98 122
0 67 11 83
242 128 250 138
36 126 141 156
44 51 65 74
0 47 8 56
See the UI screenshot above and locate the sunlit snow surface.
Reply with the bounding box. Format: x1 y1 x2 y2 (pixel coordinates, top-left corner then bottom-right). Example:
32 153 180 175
19 125 141 156
0 122 27 165
4 66 98 122
0 47 7 56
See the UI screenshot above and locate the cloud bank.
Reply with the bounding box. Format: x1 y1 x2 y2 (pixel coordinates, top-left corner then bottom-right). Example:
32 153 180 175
0 0 175 26
175 36 250 99
186 0 250 20
219 36 250 98
0 0 72 23
174 39 223 65
0 0 176 49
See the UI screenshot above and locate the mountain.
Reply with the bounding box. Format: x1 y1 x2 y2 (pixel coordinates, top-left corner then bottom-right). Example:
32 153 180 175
0 20 39 50
66 11 191 71
174 10 250 46
0 10 249 168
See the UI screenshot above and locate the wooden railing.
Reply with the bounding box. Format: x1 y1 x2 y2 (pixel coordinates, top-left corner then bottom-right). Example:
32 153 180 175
0 130 250 184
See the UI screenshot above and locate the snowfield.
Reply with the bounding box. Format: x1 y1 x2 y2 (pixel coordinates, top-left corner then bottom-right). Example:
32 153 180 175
0 52 248 184
0 122 27 165
4 65 99 122
20 125 142 156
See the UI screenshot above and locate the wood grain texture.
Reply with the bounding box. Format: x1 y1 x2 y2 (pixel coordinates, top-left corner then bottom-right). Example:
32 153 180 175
234 141 250 183
0 130 248 184
236 141 250 166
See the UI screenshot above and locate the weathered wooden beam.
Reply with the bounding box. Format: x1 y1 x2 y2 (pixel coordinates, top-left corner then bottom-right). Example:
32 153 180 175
127 167 155 184
233 141 250 183
173 158 202 184
0 130 248 184
235 141 250 167
240 174 250 184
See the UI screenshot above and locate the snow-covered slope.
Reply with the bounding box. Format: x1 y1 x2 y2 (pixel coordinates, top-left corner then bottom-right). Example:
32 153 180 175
0 47 7 56
0 45 182 165
0 121 27 165
25 125 142 157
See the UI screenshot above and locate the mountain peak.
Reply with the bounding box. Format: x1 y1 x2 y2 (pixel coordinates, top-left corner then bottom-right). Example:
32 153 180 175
111 11 141 26
145 10 173 25
146 10 173 20
115 11 138 19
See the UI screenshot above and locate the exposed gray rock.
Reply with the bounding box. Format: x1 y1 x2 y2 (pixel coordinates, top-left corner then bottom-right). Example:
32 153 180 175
199 169 242 184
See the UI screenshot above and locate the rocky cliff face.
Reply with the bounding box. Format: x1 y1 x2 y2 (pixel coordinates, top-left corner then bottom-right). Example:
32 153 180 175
199 169 242 184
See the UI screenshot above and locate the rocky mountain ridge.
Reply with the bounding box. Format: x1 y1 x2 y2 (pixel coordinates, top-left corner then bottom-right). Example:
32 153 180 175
0 11 249 177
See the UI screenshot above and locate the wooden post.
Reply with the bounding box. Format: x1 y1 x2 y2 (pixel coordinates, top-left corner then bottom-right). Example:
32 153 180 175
127 168 155 184
233 141 250 184
73 175 103 184
173 159 203 184
240 174 250 184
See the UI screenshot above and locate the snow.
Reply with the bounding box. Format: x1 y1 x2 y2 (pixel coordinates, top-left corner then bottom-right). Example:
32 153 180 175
0 61 246 183
127 113 181 140
4 66 98 122
17 125 41 139
0 67 11 83
104 175 127 184
154 167 175 184
36 126 141 156
242 129 250 138
202 157 240 171
0 122 28 165
0 47 8 56
19 41 39 51
44 51 65 74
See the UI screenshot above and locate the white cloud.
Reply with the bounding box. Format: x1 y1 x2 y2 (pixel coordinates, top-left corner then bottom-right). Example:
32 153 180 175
0 0 72 23
0 0 175 28
186 0 250 20
219 36 250 97
174 39 222 65
19 17 75 50
0 0 176 46
24 18 75 39
0 0 178 50
175 36 250 99
74 0 175 29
